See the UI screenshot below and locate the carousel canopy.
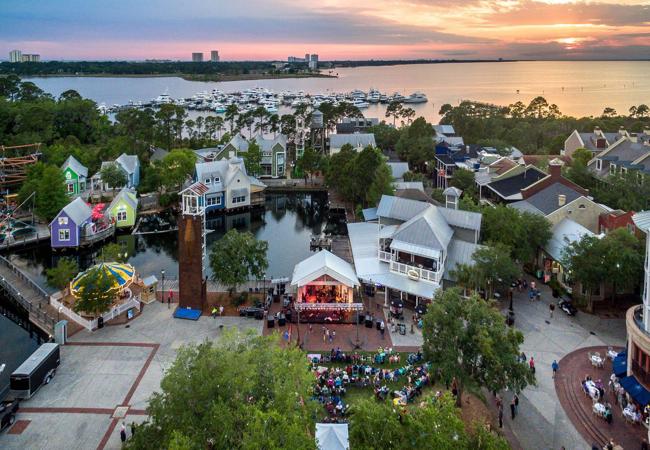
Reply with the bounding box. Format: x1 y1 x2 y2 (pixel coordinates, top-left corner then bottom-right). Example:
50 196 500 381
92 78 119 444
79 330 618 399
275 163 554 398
71 262 135 296
291 250 359 288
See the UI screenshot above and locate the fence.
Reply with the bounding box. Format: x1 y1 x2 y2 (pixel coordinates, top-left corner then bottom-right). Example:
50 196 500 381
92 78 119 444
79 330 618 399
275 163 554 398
50 292 141 332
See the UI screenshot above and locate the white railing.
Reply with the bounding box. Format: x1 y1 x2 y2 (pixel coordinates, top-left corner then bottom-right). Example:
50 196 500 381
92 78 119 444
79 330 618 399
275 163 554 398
50 293 94 331
389 260 442 283
378 250 392 262
50 292 141 332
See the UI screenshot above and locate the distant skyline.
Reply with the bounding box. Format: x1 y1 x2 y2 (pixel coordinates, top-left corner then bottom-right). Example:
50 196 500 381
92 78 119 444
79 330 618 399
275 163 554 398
1 0 650 61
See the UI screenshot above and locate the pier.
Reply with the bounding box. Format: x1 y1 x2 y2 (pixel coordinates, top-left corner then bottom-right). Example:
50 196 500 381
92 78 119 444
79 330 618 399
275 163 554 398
262 178 327 192
0 255 56 335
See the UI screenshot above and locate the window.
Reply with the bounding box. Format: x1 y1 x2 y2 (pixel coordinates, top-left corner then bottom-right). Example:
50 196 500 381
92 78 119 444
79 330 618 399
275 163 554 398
117 211 127 222
214 177 220 183
58 229 70 241
232 195 246 204
578 204 586 209
67 183 75 193
609 164 616 175
596 159 602 171
204 178 211 185
206 196 221 206
58 217 68 225
216 196 222 205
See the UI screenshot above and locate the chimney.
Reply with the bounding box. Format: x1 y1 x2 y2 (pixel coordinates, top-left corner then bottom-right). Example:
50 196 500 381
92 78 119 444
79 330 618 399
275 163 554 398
558 194 566 207
618 126 627 138
549 158 563 179
594 126 602 137
629 133 638 143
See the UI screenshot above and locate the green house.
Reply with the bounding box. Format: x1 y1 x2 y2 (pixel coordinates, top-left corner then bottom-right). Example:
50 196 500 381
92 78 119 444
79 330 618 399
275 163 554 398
107 188 138 228
61 155 88 196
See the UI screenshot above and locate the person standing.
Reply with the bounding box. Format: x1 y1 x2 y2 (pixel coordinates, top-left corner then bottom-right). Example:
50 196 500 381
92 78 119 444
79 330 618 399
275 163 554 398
529 357 535 374
211 306 217 319
549 303 555 318
120 422 127 443
513 393 519 415
219 305 224 317
331 330 336 343
324 328 329 343
498 405 503 428
510 398 516 420
131 421 136 436
552 360 559 378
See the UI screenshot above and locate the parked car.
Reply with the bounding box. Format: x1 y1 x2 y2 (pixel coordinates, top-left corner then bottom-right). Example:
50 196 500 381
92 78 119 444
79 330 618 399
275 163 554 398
11 227 35 239
0 399 19 432
558 297 577 316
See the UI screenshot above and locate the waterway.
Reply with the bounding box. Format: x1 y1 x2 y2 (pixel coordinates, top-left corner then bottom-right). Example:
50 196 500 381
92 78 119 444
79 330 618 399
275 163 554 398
26 60 650 122
4 192 332 288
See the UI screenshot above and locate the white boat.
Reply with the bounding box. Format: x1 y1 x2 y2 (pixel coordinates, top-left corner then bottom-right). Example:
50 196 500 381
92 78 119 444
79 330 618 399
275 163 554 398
213 103 226 113
403 92 428 104
352 99 370 109
155 93 172 104
367 89 381 103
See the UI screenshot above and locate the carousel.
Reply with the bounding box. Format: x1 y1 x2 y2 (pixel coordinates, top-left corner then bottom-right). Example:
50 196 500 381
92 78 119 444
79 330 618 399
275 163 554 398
290 250 361 323
69 262 137 312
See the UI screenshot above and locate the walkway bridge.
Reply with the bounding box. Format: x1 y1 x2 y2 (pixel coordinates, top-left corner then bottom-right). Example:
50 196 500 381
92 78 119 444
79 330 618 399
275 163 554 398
0 255 56 335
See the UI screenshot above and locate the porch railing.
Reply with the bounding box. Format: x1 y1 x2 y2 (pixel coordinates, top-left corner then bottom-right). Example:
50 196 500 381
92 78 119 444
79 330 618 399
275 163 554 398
389 260 442 283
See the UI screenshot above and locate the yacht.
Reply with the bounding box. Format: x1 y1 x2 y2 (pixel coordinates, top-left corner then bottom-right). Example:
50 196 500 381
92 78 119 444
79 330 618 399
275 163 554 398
367 89 381 103
352 99 370 109
154 93 172 105
403 92 428 104
213 103 226 113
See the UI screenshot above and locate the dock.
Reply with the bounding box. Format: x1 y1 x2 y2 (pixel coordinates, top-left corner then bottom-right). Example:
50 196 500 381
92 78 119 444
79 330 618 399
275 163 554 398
310 234 332 251
262 178 328 193
0 255 56 335
0 222 51 251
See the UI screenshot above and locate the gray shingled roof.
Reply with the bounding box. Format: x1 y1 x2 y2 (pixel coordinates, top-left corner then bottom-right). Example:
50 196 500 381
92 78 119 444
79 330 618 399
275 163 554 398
524 182 583 215
62 155 88 178
329 133 376 149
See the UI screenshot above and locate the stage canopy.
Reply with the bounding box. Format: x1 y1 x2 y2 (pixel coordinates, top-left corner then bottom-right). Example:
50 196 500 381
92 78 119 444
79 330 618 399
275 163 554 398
291 250 359 288
316 423 349 450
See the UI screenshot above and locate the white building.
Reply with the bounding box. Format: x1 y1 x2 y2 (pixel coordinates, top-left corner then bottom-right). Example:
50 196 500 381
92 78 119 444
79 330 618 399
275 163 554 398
348 195 482 306
9 50 22 63
210 50 220 62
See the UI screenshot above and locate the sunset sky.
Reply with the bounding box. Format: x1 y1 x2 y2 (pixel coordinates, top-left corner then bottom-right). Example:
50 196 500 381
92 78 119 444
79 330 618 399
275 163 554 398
1 0 649 60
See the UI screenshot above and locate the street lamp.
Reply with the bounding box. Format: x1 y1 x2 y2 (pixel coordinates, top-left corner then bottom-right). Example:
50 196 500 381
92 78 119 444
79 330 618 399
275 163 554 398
58 305 63 321
160 270 165 303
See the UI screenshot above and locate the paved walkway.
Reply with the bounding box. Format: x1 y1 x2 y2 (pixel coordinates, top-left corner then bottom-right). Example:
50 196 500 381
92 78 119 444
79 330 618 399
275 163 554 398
0 302 262 450
496 278 626 450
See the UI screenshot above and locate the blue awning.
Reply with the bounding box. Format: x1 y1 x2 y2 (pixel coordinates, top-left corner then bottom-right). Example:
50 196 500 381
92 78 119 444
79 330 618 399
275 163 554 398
619 375 650 406
613 351 627 378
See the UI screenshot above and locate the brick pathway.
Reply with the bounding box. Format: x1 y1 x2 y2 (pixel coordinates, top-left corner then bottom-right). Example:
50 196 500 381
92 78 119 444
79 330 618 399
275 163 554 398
555 345 647 449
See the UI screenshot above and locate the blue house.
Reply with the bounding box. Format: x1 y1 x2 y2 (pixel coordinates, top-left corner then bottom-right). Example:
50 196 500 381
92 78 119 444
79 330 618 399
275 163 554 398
194 157 266 213
93 153 140 192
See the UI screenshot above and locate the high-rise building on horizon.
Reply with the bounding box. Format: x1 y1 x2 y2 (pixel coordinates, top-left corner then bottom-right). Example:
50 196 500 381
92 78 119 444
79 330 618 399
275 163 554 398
192 52 204 62
22 54 40 62
210 50 220 62
309 54 319 70
9 50 22 63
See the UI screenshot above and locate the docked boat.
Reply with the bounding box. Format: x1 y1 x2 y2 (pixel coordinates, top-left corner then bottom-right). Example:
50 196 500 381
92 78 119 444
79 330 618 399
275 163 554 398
352 99 370 109
403 92 428 104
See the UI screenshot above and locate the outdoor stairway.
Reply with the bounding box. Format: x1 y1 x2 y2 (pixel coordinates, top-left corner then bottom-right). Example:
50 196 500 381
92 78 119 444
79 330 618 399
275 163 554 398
558 374 608 447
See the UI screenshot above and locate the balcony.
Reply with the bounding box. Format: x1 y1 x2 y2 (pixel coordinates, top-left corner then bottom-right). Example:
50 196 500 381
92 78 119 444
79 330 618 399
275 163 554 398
389 260 442 283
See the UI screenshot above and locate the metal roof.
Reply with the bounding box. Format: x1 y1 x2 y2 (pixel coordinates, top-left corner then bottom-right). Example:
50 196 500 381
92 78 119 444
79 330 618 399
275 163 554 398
438 207 482 232
329 133 376 149
362 207 378 222
543 218 595 262
376 195 429 222
633 211 650 232
116 153 138 175
109 188 138 211
393 181 424 192
391 207 453 253
61 155 88 178
443 186 462 198
180 181 209 196
57 197 92 225
387 162 410 180
444 240 482 281
291 250 359 287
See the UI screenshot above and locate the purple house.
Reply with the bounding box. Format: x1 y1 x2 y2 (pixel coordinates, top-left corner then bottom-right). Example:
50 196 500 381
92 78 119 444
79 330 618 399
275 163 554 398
50 197 92 248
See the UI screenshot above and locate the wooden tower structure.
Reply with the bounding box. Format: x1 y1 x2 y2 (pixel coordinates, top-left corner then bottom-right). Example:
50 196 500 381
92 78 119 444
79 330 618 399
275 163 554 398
178 182 208 310
310 110 326 154
0 143 42 191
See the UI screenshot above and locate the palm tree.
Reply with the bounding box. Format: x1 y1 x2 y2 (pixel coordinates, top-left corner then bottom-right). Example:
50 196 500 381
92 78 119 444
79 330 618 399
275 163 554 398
268 114 280 137
253 106 270 135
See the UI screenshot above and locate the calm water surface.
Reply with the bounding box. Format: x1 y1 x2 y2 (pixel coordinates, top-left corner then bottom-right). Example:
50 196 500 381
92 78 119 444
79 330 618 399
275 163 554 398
26 61 650 121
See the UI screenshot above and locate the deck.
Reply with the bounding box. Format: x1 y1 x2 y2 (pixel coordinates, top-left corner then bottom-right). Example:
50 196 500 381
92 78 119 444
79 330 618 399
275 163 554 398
79 224 115 247
262 178 328 192
0 223 50 251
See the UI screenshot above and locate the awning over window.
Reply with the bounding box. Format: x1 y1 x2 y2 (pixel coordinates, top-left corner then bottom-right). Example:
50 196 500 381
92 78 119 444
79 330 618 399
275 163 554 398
613 351 627 378
619 375 650 406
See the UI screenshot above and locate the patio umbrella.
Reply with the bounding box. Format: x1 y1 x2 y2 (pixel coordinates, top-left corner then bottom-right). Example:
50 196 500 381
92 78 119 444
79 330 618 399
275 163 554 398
391 299 404 308
415 303 427 315
71 262 135 296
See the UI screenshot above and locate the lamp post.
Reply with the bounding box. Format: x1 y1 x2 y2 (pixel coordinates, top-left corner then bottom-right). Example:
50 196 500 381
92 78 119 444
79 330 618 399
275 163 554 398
58 305 63 322
160 270 165 303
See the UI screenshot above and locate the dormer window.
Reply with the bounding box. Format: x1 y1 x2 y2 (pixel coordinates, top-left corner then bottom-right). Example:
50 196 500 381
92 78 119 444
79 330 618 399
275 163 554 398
214 177 220 183
205 178 211 185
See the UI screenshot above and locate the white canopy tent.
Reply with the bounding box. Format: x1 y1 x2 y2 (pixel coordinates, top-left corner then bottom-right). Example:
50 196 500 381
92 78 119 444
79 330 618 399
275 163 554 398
316 423 349 450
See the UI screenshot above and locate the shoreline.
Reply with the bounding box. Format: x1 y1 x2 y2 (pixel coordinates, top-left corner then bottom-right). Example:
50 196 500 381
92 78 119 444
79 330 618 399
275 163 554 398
20 72 337 82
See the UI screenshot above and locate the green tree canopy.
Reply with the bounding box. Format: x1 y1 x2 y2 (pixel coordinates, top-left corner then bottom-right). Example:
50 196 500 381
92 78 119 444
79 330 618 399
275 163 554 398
450 168 475 192
160 148 197 191
209 229 268 295
72 266 116 317
395 117 435 171
243 140 262 176
46 257 79 290
100 163 127 192
18 162 68 221
296 146 320 182
422 288 535 406
125 332 318 450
